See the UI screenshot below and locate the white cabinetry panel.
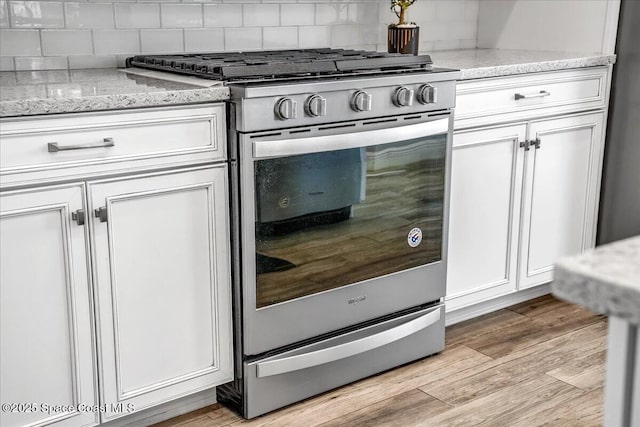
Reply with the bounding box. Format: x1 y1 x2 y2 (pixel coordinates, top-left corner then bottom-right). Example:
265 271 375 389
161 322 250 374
0 184 98 427
519 112 605 289
446 123 526 311
89 166 232 421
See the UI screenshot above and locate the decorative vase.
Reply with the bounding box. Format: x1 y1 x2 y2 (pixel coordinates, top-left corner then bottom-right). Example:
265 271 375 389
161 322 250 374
387 25 420 55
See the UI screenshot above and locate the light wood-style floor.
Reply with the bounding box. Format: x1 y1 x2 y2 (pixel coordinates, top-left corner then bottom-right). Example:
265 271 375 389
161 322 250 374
154 295 607 427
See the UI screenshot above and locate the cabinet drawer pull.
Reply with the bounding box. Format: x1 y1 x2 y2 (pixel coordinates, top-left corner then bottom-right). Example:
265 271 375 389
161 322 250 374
71 209 86 226
514 90 551 100
94 207 108 223
48 137 115 153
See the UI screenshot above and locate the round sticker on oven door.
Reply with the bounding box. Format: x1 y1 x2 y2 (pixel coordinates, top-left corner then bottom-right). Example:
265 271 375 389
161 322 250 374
407 227 422 248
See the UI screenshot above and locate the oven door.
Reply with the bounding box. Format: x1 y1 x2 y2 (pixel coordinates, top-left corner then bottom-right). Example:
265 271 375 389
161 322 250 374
239 113 452 355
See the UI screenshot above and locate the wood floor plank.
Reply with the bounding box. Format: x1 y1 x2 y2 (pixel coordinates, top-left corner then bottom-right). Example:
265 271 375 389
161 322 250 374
508 387 604 427
458 303 605 359
546 350 606 390
419 376 586 427
419 321 607 405
445 309 528 347
316 389 450 427
508 294 570 317
153 404 241 427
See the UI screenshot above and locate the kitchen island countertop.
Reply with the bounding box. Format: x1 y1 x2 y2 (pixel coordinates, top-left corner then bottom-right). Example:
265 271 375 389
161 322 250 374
552 236 640 325
0 49 616 117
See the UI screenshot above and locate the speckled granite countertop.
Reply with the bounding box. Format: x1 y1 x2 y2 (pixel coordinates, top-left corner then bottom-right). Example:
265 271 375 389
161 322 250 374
0 49 616 117
0 69 229 118
432 49 616 80
552 236 640 325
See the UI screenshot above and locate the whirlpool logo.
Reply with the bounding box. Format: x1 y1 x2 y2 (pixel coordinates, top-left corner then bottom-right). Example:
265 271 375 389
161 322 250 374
347 295 367 305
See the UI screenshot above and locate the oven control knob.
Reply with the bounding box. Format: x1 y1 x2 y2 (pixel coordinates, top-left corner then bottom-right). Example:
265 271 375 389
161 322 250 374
305 95 327 117
275 97 298 120
417 84 438 104
351 90 372 112
393 86 414 107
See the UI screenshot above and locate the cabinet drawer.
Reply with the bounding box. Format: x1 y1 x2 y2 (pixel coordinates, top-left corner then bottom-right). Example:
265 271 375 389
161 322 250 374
1 104 225 185
455 67 609 128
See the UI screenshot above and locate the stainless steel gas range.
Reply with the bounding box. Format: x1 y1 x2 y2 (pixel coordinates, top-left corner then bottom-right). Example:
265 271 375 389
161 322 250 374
127 49 460 418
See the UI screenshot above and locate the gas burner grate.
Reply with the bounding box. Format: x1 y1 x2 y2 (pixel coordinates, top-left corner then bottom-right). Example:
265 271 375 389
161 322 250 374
126 48 433 81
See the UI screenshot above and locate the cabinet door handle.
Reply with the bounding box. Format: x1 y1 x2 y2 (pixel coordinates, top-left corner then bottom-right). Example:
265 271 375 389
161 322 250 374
532 138 541 149
48 137 115 153
94 207 108 223
519 140 531 151
514 90 551 100
71 209 85 226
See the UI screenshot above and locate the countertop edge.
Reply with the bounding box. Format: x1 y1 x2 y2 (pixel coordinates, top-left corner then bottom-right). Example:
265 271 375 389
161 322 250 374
455 55 616 80
0 86 230 119
551 236 640 326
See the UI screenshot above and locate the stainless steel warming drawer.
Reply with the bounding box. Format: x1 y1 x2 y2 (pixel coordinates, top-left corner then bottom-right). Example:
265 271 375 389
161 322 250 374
242 304 445 418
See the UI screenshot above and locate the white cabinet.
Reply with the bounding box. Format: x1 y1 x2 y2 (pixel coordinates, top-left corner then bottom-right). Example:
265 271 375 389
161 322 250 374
89 167 233 421
0 104 233 425
519 113 605 289
446 67 610 316
446 123 526 311
1 184 98 427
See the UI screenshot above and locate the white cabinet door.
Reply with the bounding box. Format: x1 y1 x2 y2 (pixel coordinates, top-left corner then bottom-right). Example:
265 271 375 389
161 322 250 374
88 166 233 421
1 184 98 427
518 112 605 289
446 123 527 311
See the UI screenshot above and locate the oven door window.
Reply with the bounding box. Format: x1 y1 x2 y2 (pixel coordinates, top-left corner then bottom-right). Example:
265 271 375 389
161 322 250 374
254 134 446 308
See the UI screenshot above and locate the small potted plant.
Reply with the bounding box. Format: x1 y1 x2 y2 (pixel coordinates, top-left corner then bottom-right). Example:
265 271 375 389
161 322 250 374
388 0 419 55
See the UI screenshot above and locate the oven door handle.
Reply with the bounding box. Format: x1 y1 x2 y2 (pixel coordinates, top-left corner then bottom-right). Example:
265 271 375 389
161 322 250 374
252 117 450 159
255 307 441 378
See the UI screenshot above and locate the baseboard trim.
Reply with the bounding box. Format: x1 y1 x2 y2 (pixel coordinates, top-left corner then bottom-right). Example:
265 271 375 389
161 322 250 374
101 388 217 427
445 284 551 326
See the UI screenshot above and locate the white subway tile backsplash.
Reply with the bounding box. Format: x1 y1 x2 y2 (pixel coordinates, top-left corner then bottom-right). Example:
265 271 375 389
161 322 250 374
140 29 183 53
68 55 118 69
316 4 348 25
348 3 378 25
458 38 476 49
464 0 480 22
42 30 93 56
263 26 297 49
161 4 202 28
15 56 67 70
94 29 139 54
280 4 314 26
65 3 114 29
331 24 378 47
0 29 40 56
0 0 481 71
436 0 465 22
203 4 241 28
224 27 261 50
0 56 14 71
10 1 64 28
406 1 437 24
243 4 278 27
115 3 160 29
433 39 461 51
298 25 330 48
184 28 224 52
0 1 9 29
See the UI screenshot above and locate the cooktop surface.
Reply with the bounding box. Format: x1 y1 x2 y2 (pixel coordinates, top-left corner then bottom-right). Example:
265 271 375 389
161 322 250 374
126 48 442 82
